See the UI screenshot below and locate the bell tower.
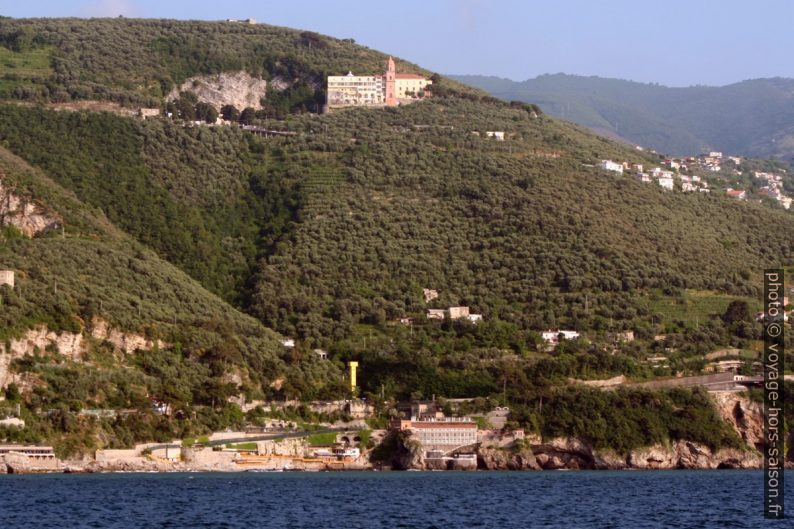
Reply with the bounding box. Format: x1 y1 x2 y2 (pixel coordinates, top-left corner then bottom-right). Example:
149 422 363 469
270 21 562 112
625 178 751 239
384 56 397 106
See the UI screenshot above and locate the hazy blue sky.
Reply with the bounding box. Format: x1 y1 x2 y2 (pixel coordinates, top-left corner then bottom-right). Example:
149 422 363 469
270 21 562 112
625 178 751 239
2 0 792 86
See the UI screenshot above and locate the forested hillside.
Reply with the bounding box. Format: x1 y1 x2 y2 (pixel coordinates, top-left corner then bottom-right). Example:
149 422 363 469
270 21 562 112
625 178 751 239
451 73 794 159
0 145 343 454
1 17 793 455
0 17 474 108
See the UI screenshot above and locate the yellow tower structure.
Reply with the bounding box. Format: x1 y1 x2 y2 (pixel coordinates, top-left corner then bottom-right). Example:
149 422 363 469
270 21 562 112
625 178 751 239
348 361 359 394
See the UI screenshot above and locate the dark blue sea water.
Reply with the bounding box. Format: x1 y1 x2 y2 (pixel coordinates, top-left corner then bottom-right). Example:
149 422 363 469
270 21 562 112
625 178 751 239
0 470 789 528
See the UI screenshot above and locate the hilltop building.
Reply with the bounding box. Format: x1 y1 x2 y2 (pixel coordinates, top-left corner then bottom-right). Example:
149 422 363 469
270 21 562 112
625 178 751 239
326 57 432 110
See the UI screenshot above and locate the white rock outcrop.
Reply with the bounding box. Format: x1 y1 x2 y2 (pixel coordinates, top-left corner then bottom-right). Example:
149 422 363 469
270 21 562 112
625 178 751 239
0 177 61 236
167 71 268 111
0 319 167 389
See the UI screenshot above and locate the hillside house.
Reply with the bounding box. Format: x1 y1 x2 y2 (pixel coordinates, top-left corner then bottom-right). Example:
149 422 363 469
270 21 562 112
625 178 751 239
0 270 14 288
658 177 674 191
427 309 446 320
598 160 624 173
448 306 470 320
466 314 483 324
541 330 580 345
485 131 505 141
726 188 747 200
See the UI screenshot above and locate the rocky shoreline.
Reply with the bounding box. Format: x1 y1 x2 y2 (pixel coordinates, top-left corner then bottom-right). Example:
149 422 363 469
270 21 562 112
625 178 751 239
1 392 778 474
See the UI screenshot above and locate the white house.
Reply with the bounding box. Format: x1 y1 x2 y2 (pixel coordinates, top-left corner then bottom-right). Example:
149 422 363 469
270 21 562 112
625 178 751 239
281 338 295 348
485 131 505 140
541 330 581 344
658 177 674 191
682 182 696 192
599 160 624 174
466 314 483 324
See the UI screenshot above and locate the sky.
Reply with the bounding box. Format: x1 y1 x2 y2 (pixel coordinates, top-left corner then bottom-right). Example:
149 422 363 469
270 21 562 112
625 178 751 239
2 0 793 87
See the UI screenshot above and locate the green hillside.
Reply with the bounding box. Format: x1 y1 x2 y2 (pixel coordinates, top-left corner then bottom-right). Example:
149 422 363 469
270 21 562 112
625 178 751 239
451 73 794 159
0 147 343 454
0 18 792 455
0 17 474 107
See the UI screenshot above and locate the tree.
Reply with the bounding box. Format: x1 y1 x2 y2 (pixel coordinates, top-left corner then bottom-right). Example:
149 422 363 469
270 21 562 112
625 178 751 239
722 300 750 325
195 102 218 124
239 107 256 125
220 104 239 122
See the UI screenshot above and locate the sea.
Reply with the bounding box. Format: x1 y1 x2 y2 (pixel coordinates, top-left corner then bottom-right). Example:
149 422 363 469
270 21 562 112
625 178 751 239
0 470 789 528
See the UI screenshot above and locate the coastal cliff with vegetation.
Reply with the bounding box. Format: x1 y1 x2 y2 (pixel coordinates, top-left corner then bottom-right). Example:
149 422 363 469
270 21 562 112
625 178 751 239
0 17 792 465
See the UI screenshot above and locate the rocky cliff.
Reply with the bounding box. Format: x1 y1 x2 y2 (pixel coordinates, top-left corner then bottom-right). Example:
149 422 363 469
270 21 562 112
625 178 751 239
0 318 167 389
167 71 269 111
382 391 767 471
0 176 61 236
477 391 765 470
711 391 764 451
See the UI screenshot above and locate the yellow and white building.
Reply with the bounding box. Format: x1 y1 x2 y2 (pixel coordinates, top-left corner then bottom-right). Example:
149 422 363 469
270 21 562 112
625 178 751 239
326 57 432 110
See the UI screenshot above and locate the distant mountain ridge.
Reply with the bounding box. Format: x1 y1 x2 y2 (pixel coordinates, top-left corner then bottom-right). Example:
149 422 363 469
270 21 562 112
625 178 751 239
450 73 794 159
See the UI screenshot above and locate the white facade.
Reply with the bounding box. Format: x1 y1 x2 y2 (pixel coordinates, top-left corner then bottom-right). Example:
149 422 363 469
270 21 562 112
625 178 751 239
658 177 674 190
410 420 478 448
599 160 624 173
327 72 385 107
485 131 505 141
541 330 581 344
0 270 13 288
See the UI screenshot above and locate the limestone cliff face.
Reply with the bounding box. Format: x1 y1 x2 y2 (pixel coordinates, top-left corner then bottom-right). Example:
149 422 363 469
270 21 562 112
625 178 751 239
477 446 541 470
390 432 425 470
167 71 268 111
0 318 167 389
88 317 166 355
0 177 61 236
711 391 764 451
627 441 760 469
